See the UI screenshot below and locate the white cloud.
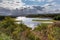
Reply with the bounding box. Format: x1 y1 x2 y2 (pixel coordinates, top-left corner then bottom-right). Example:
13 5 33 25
29 0 35 1
0 0 54 9
29 0 53 2
47 0 54 2
37 0 45 2
26 0 45 2
43 2 60 13
0 0 25 9
36 0 41 1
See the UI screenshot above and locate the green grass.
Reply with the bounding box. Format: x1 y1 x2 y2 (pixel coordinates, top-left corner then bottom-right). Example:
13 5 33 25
32 19 55 22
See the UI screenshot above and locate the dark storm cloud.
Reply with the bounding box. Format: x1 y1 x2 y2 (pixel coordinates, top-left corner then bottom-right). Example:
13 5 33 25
0 0 2 3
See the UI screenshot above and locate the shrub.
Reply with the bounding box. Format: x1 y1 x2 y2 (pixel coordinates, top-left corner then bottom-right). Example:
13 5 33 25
0 33 13 40
53 15 60 20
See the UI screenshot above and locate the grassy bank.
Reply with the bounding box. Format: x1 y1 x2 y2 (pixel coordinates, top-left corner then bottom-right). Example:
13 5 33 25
0 17 60 40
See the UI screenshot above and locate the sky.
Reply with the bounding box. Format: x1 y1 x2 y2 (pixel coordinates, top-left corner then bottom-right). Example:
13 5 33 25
0 0 60 11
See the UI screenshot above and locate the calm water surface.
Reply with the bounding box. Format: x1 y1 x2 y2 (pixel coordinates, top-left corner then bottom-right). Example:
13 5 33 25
16 17 52 29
